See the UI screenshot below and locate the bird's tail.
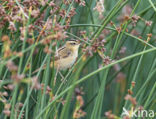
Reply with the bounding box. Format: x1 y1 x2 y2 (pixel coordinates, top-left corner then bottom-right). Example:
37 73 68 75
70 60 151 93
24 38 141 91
32 62 54 74
32 64 46 74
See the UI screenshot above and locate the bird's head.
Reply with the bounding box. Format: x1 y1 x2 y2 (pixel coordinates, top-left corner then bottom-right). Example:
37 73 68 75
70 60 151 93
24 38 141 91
66 40 80 52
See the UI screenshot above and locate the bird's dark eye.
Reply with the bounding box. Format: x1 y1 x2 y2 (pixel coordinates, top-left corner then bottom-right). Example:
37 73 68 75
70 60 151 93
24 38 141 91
71 42 76 45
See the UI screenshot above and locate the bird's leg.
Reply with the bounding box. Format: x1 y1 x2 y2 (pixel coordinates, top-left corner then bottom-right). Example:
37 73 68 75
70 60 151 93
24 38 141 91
54 67 59 85
59 71 67 83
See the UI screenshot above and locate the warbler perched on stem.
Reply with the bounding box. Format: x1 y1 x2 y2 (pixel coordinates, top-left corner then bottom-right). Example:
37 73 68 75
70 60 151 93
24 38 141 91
33 40 80 73
52 40 80 70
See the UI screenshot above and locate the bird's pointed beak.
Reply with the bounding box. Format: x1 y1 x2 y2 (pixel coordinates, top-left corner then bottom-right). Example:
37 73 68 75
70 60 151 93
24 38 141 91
78 42 81 47
76 40 81 46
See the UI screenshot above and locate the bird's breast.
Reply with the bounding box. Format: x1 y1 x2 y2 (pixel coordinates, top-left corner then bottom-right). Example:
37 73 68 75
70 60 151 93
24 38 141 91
54 54 77 70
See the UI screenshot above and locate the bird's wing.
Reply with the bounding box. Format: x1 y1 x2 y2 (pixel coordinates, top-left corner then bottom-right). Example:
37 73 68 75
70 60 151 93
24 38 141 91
54 47 71 61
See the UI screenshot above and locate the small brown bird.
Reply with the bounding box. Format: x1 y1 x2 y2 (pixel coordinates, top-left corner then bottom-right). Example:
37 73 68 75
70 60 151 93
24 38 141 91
33 40 80 74
52 40 80 70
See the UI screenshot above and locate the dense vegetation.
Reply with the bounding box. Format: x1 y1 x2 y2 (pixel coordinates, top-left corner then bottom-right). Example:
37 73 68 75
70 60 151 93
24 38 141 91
0 0 156 119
